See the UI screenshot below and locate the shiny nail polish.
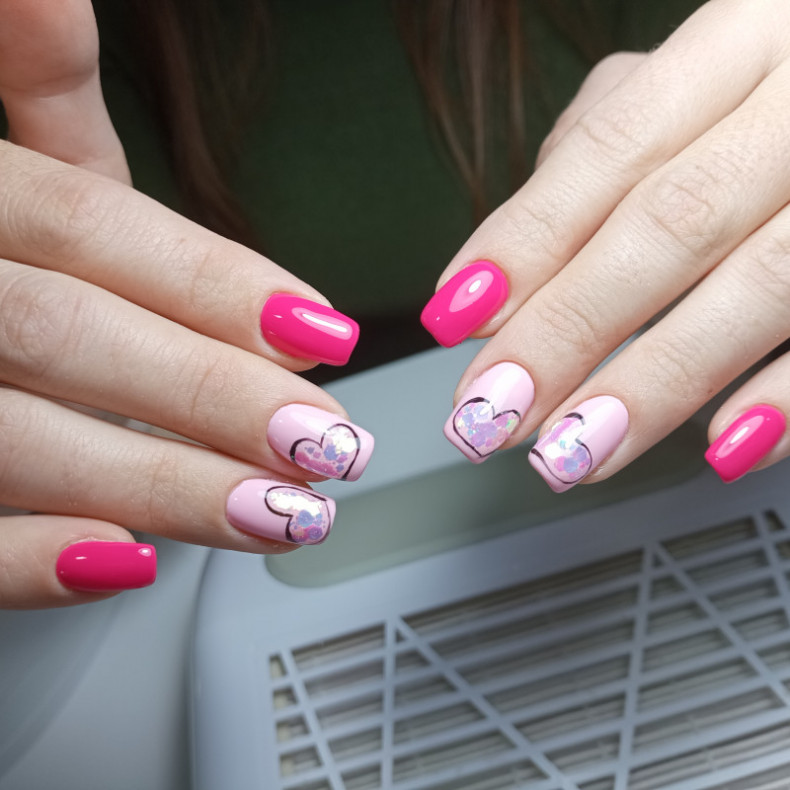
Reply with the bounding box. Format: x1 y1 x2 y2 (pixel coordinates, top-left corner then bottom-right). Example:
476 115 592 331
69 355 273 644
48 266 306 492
444 362 535 463
268 404 374 481
260 294 360 366
529 395 629 492
705 404 786 483
226 479 336 545
421 260 508 347
56 542 157 592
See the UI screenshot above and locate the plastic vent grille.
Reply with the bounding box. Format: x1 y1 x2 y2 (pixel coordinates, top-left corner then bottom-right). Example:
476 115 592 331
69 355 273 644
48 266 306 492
268 512 790 790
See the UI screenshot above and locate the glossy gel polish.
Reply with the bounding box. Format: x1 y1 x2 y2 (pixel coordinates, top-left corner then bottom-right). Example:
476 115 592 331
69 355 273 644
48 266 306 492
444 362 535 462
421 260 508 347
227 479 336 545
705 405 786 483
529 395 629 492
260 294 359 366
56 542 157 592
268 404 374 481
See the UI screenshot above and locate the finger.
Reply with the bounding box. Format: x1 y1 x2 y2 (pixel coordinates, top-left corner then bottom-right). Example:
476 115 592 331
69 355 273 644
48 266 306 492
0 516 153 609
536 52 647 168
422 0 790 345
0 261 374 482
0 143 358 368
527 200 790 491
0 0 130 183
705 360 790 483
0 389 333 552
445 52 790 460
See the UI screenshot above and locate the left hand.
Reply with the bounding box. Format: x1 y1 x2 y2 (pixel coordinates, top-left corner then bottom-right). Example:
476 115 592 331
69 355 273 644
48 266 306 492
423 0 790 489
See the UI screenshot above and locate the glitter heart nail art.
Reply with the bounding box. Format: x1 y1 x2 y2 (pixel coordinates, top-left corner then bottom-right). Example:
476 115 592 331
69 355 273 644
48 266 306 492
529 396 629 493
530 413 593 485
264 485 333 544
453 398 521 458
443 362 535 464
291 424 360 479
268 404 375 482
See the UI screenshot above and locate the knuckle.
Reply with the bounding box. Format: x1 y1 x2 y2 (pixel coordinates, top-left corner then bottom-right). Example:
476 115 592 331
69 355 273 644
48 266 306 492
494 192 571 261
0 389 42 498
534 286 608 364
6 166 116 263
641 331 715 403
632 159 733 260
746 232 790 304
570 99 654 166
0 269 88 379
173 347 237 431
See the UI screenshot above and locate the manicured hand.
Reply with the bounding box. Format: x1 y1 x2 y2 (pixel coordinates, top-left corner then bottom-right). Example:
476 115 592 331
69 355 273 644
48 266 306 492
0 0 373 608
425 0 790 490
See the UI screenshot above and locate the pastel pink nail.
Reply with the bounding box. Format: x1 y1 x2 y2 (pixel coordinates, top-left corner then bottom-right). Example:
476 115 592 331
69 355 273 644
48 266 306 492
260 294 359 366
705 404 786 483
226 479 336 545
529 395 629 492
421 260 508 347
268 404 374 481
444 362 535 463
56 542 157 592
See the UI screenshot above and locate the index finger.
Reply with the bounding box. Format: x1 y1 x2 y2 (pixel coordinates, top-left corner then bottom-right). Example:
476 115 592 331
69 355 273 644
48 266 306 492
0 143 359 368
422 0 786 346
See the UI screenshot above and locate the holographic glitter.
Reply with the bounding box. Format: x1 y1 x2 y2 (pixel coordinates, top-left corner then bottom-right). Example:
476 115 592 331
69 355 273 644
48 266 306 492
453 397 520 457
264 486 332 544
291 423 360 479
533 413 592 483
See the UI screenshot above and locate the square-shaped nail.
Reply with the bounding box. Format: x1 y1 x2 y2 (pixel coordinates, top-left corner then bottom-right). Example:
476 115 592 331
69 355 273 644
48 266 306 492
261 294 359 365
421 261 508 347
529 395 629 492
226 479 336 545
705 404 786 483
444 362 534 462
268 404 374 481
56 542 157 592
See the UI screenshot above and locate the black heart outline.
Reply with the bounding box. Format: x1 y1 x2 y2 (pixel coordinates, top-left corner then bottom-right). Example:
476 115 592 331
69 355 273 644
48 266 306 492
264 485 332 544
290 422 361 480
529 411 592 486
453 397 521 458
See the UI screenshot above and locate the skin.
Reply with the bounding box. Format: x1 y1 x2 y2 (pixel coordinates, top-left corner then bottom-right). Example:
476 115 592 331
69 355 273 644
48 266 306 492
444 0 790 484
4 0 790 606
0 0 355 608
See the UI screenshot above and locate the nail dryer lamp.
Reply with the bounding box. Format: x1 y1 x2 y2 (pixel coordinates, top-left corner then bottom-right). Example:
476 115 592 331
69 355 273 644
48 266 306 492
191 341 790 790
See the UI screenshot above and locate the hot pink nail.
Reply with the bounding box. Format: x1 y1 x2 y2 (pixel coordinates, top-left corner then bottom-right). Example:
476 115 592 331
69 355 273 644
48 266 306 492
226 479 336 545
444 362 534 463
705 405 786 483
268 404 374 481
260 294 359 366
529 395 629 492
421 260 508 347
56 542 157 592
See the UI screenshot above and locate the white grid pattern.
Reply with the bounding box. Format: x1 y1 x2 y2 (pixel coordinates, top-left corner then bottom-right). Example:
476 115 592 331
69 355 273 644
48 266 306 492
269 512 790 790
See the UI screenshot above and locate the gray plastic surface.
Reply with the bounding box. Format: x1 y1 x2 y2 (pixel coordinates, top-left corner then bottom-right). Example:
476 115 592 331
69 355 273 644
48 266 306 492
190 342 790 789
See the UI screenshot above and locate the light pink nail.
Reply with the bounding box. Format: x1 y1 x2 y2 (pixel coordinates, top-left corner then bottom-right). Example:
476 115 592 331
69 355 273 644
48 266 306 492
529 395 629 492
705 404 786 483
444 362 535 463
268 404 374 481
226 479 336 545
420 260 508 347
260 294 359 366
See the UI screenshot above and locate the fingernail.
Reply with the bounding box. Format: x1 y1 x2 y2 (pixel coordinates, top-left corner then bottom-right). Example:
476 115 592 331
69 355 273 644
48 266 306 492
444 362 535 463
268 404 374 481
529 395 629 492
56 542 157 592
705 404 786 483
260 294 360 366
226 479 336 545
420 260 508 347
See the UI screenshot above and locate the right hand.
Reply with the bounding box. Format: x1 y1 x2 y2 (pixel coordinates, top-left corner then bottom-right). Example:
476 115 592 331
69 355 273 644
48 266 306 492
0 0 372 609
